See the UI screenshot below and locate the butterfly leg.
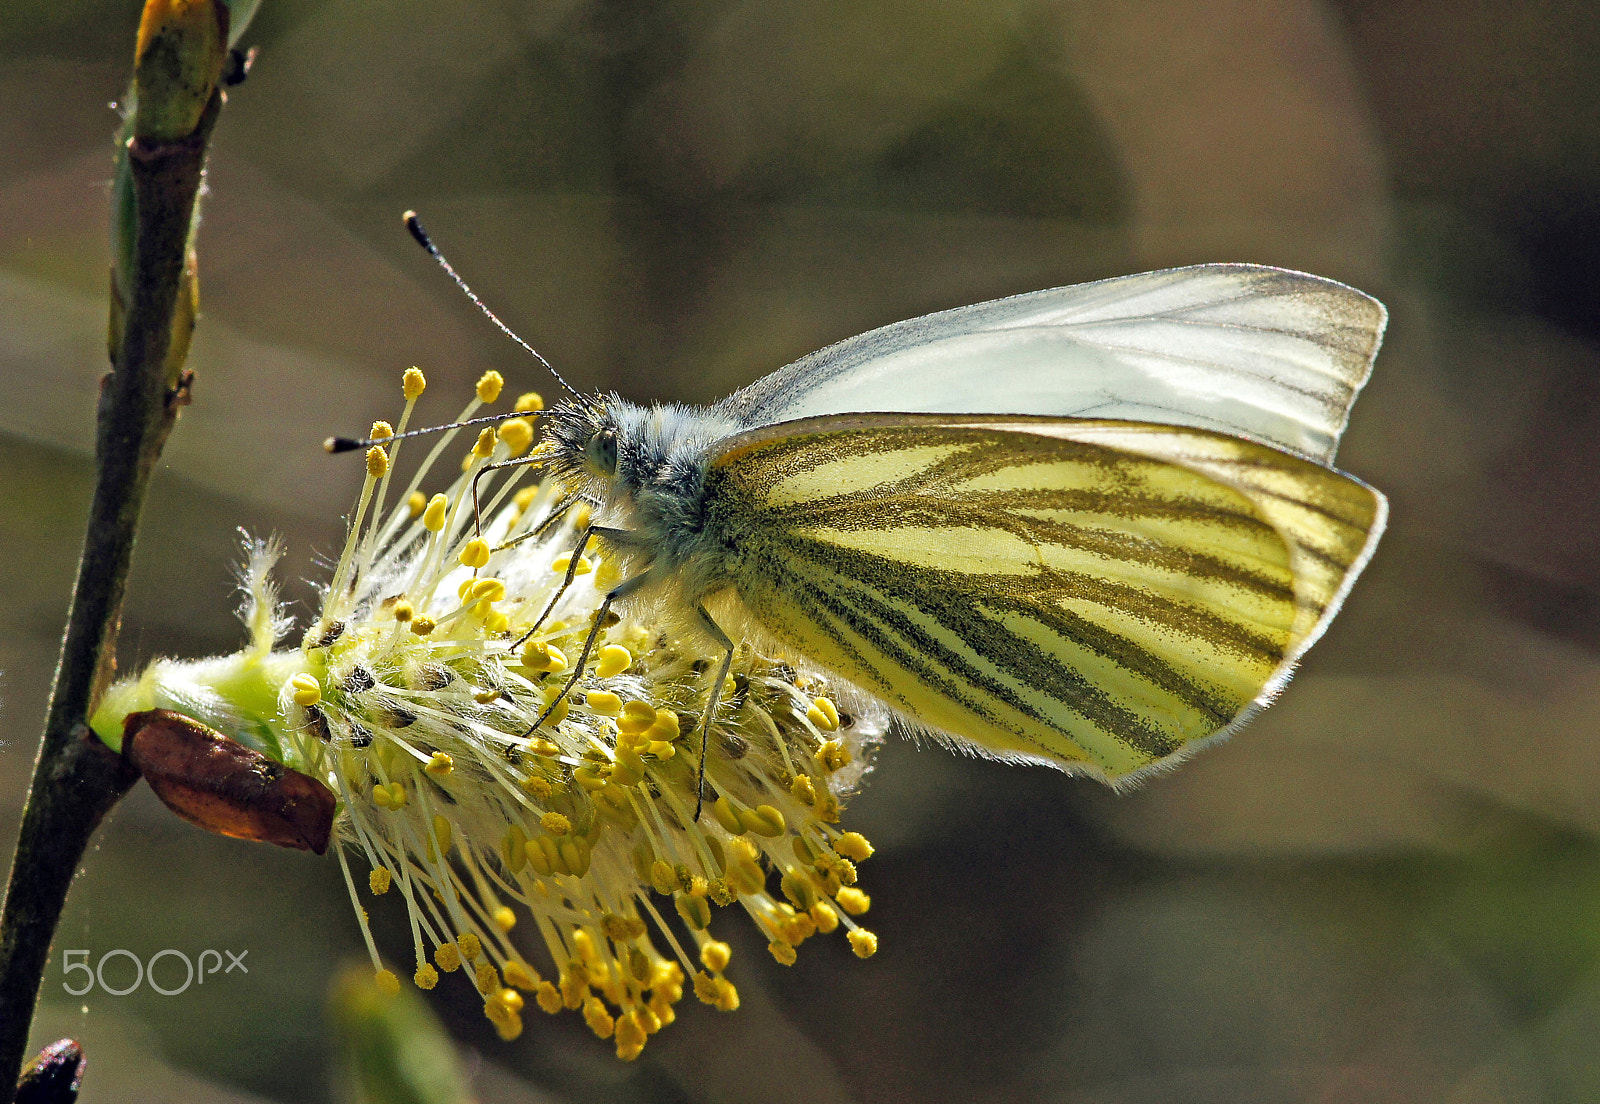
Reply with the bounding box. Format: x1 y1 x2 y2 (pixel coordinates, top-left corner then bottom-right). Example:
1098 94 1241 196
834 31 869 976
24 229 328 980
516 564 653 740
511 524 630 650
692 605 736 823
491 492 599 555
470 455 545 538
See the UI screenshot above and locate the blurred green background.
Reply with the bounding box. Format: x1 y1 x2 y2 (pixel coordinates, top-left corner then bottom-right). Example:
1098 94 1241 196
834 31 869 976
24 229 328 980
5 0 1600 1100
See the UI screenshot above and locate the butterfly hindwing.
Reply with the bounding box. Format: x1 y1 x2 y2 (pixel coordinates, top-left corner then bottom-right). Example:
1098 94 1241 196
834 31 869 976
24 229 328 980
706 415 1385 782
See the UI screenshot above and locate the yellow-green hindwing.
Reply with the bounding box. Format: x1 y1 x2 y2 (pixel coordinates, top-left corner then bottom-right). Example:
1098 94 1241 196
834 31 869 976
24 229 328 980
706 416 1385 782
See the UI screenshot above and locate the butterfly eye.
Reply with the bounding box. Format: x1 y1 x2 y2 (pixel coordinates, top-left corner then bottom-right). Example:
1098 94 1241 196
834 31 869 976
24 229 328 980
586 427 619 473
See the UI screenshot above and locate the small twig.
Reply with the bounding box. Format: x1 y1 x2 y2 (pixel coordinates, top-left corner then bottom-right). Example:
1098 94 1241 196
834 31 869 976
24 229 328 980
0 89 223 1104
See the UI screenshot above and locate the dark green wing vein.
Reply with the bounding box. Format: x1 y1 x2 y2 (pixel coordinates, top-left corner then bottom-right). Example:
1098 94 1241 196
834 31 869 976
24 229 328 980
707 416 1383 777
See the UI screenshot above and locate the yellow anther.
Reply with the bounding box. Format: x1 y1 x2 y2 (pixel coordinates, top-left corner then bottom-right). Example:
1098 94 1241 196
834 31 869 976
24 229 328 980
780 871 817 911
503 960 538 989
391 599 414 622
498 417 534 457
560 966 589 1008
617 700 658 735
583 996 615 1039
458 932 482 962
369 420 394 442
790 774 817 804
402 366 427 400
289 673 321 707
729 856 765 897
470 577 506 602
485 1005 523 1042
406 491 426 519
488 905 516 932
414 963 439 990
767 940 798 966
791 835 818 864
512 486 538 512
739 804 787 837
593 557 622 592
834 831 873 861
369 867 392 895
811 901 840 933
635 1004 661 1035
372 782 406 809
535 981 563 1014
602 913 647 941
492 988 524 1015
374 969 401 996
571 503 593 529
540 686 570 725
559 837 592 877
514 391 543 412
781 912 817 945
473 686 501 704
366 445 389 478
458 578 476 601
472 960 498 995
675 893 712 931
593 644 632 678
573 764 609 791
808 696 840 731
486 608 509 632
713 977 740 1011
520 640 567 673
476 370 504 403
712 797 745 836
614 1014 646 1060
644 711 681 744
550 552 593 576
650 860 676 896
430 815 453 857
525 837 555 877
473 427 497 459
521 775 554 799
818 739 851 772
410 616 436 636
699 941 732 973
422 493 449 532
836 887 870 915
693 970 719 1004
586 690 622 716
433 942 461 973
459 538 491 568
848 930 878 958
540 812 572 835
425 752 454 777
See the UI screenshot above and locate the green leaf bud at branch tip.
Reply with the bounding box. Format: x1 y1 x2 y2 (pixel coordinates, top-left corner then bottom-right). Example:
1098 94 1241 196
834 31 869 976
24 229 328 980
133 0 229 142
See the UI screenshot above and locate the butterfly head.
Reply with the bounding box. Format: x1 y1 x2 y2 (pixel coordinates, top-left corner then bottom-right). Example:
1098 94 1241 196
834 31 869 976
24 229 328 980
536 394 622 493
537 393 743 504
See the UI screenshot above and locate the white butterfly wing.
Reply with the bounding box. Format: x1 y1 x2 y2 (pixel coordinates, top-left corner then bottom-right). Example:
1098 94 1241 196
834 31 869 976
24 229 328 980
720 263 1386 465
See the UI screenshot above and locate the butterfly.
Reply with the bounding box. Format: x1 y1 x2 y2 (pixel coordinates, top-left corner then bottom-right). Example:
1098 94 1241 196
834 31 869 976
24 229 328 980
522 262 1387 789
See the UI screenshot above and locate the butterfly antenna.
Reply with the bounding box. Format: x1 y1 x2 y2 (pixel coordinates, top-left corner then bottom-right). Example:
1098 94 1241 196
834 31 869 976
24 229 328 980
324 409 538 454
403 210 579 397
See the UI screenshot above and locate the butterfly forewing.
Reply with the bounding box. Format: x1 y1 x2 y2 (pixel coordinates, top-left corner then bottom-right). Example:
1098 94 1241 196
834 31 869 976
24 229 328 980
723 264 1387 465
707 416 1385 782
